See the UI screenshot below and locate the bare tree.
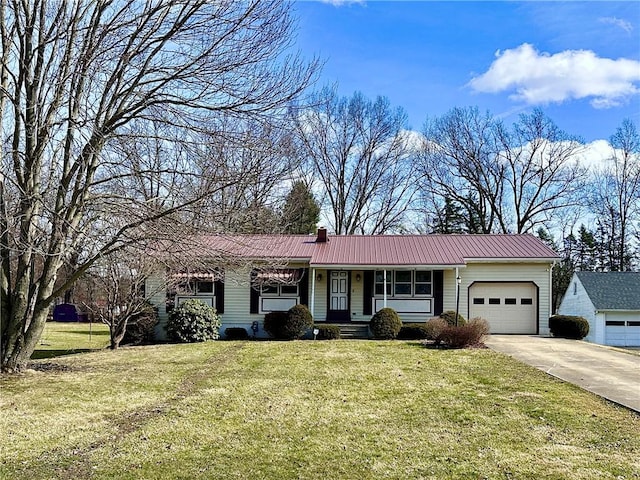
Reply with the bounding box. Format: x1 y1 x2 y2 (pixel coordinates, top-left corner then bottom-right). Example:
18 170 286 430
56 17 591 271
495 109 588 233
418 107 503 234
193 119 299 233
589 119 640 271
82 249 161 350
0 0 318 372
292 88 418 234
418 107 587 234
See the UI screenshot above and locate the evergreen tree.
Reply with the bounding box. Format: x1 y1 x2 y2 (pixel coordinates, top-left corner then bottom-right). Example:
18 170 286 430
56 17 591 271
576 225 597 271
432 197 466 234
281 181 321 234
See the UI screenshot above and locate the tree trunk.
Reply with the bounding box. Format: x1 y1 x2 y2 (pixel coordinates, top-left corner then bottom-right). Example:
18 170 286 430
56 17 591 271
1 308 49 372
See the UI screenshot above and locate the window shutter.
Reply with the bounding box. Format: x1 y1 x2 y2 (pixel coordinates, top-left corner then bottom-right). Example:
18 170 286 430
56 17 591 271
363 271 374 315
434 270 444 316
215 280 224 314
250 271 259 314
299 268 309 306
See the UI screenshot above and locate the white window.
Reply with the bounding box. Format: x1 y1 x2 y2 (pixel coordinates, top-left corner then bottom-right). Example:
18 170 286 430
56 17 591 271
261 283 299 297
375 271 392 296
374 270 432 297
176 279 215 296
255 269 302 314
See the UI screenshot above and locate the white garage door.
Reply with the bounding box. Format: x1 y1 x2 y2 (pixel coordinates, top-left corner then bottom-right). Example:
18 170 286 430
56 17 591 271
469 282 537 334
605 312 640 347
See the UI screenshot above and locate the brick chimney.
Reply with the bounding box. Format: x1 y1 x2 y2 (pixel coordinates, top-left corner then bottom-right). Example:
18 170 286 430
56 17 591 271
316 227 328 243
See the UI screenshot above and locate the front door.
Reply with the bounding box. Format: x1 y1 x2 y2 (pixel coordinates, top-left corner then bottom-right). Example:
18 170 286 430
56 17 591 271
328 271 350 322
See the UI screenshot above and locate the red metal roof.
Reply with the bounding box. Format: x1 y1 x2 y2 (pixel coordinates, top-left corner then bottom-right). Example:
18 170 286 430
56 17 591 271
187 233 558 266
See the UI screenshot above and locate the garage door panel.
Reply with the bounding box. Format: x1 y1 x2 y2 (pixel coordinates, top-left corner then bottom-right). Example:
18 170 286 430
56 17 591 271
605 314 640 347
469 283 537 334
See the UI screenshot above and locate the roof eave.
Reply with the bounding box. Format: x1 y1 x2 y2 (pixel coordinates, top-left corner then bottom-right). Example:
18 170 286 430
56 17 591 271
463 257 558 263
309 263 467 269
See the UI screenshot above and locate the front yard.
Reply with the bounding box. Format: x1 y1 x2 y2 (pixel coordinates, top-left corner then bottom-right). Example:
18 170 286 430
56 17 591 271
2 338 639 479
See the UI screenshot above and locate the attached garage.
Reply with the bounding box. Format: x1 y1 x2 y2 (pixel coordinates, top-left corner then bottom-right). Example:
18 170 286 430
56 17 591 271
469 282 537 334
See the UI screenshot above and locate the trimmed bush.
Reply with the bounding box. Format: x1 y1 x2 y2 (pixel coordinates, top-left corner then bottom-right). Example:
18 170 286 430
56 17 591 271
264 304 313 340
549 315 589 340
166 299 220 343
397 323 431 340
224 327 249 340
122 302 158 346
263 311 288 339
439 310 466 326
436 318 490 349
314 324 341 340
370 307 402 340
423 317 449 340
285 304 314 340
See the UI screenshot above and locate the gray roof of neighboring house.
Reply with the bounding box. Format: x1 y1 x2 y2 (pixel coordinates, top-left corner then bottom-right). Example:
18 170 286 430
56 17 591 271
576 271 640 311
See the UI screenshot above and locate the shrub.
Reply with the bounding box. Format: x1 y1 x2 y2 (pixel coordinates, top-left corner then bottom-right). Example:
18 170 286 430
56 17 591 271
436 318 490 349
439 310 466 326
284 304 314 340
264 304 313 340
423 317 449 340
397 323 431 340
166 299 221 343
263 311 288 339
314 324 341 340
122 302 158 346
370 307 402 339
224 327 249 340
549 315 589 340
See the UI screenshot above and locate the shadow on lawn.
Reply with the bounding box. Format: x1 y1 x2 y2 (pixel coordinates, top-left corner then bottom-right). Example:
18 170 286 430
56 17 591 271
31 348 105 360
66 329 110 336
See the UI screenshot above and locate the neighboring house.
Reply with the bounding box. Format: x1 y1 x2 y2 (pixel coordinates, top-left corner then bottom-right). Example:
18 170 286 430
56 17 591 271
558 271 640 347
147 229 559 339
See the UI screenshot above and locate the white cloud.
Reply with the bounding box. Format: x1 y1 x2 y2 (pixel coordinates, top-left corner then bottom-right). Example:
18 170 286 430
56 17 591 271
599 16 633 34
468 43 640 109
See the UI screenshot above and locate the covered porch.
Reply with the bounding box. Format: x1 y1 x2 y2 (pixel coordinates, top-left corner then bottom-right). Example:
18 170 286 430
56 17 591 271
308 266 463 324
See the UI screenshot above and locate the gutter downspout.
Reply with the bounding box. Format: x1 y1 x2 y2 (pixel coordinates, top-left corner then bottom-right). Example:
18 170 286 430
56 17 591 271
549 261 556 316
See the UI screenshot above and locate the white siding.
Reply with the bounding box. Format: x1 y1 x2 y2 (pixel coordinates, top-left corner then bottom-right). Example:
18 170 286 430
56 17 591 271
558 274 599 342
443 269 458 313
146 271 168 340
221 268 283 338
311 269 328 321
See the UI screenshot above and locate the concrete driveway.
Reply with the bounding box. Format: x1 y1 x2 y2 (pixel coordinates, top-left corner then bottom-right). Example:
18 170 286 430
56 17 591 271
485 335 640 413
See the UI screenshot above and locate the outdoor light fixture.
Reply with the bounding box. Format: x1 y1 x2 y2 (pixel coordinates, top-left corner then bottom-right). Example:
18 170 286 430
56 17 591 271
356 274 361 282
313 328 320 340
316 273 323 282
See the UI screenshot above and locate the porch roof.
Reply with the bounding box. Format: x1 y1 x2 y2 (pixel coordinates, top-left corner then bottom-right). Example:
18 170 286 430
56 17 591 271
190 233 558 267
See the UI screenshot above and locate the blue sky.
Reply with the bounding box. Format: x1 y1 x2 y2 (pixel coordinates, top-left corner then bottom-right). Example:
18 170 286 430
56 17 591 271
293 1 640 142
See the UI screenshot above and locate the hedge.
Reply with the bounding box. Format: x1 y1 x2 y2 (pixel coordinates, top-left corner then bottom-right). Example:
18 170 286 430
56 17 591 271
549 315 589 340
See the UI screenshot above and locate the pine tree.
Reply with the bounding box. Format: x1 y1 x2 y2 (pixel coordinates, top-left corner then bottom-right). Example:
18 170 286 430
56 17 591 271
432 197 466 234
281 181 321 234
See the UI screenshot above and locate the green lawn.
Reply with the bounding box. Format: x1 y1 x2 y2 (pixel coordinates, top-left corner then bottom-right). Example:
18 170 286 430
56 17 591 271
32 321 111 359
2 337 639 479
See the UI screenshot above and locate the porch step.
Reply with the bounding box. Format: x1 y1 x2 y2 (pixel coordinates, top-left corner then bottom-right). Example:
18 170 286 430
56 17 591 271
335 323 370 339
